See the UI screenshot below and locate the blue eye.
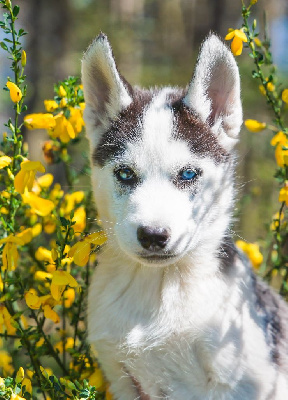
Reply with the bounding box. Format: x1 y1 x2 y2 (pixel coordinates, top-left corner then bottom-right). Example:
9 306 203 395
180 169 197 181
115 167 138 185
118 168 133 180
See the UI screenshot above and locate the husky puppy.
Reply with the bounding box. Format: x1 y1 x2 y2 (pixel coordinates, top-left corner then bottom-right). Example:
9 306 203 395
81 33 288 399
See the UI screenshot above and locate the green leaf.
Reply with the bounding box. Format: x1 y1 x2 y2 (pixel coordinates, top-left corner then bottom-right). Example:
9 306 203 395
13 5 20 17
60 216 70 227
0 41 8 51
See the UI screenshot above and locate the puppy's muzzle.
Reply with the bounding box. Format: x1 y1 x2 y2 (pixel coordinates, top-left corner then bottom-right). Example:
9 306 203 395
137 226 170 251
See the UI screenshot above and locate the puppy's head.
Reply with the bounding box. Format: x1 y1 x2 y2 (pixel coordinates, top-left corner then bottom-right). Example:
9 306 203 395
82 33 242 266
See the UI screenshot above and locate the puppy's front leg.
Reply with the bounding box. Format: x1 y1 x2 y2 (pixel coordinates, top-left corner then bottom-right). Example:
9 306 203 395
94 350 143 400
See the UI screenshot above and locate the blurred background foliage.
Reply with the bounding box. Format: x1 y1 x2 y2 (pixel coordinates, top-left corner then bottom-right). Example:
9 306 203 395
1 0 288 243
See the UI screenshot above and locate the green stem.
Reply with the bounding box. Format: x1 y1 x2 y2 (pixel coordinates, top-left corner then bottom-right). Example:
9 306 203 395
30 309 70 376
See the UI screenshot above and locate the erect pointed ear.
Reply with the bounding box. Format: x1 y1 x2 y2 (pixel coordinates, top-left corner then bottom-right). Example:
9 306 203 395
81 33 133 143
184 34 242 149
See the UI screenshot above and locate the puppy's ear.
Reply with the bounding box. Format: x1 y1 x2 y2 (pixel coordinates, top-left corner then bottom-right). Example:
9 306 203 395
184 34 242 149
82 33 133 144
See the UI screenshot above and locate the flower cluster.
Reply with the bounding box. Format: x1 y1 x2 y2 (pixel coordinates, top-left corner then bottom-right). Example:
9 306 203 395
0 1 110 399
226 0 288 293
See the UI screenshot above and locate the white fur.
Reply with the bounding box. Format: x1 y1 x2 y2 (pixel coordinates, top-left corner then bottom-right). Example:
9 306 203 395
82 34 288 399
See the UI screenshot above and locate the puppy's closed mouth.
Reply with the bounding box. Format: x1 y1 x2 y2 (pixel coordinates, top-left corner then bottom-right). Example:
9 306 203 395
138 253 178 262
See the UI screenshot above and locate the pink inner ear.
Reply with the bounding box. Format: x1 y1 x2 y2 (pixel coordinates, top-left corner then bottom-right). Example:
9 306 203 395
205 60 238 127
207 88 232 126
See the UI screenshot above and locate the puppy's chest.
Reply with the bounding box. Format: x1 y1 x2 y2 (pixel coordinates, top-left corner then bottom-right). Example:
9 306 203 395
89 268 239 395
102 314 239 399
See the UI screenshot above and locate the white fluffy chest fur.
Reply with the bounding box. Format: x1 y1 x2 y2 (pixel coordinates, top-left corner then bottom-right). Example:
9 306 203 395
88 252 286 400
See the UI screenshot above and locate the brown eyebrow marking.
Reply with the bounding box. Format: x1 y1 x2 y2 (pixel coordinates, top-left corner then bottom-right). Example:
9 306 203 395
93 89 154 167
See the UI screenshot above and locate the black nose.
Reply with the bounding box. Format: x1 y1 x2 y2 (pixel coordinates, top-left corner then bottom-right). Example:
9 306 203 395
137 226 170 250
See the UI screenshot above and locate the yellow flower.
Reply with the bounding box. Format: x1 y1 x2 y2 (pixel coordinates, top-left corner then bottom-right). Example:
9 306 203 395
69 231 107 267
44 100 58 112
43 215 57 234
64 288 75 308
14 160 45 193
54 337 76 353
49 183 64 203
10 394 26 400
49 113 75 143
31 223 42 237
282 89 288 104
40 366 53 379
225 29 248 56
50 270 78 301
259 78 275 93
59 98 67 108
58 85 67 97
279 186 288 205
0 235 24 271
0 350 13 376
271 212 284 231
6 81 22 103
61 191 85 214
236 240 263 269
36 338 45 347
15 367 24 384
24 113 56 130
270 131 287 146
244 119 266 132
22 191 54 217
88 368 105 390
25 290 58 311
0 306 17 335
259 85 266 95
25 290 42 309
37 173 54 189
69 107 85 134
35 246 55 271
34 271 53 281
35 246 52 262
16 228 33 245
0 156 12 169
254 37 262 47
275 143 288 167
43 305 60 323
266 82 275 92
10 393 25 400
270 131 288 167
22 378 32 395
73 206 86 234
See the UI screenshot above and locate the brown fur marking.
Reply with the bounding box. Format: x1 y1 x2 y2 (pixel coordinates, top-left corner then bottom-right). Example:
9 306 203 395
170 98 229 164
93 89 153 167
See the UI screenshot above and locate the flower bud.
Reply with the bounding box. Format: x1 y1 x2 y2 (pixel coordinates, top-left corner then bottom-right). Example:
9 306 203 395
51 248 58 261
5 0 11 9
66 380 76 390
60 98 67 108
21 50 27 67
16 367 25 383
58 85 67 98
